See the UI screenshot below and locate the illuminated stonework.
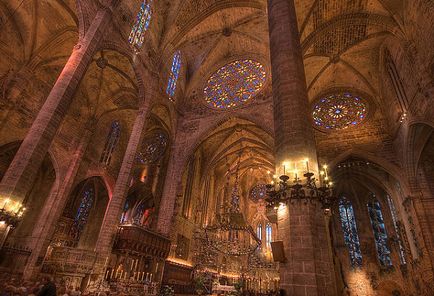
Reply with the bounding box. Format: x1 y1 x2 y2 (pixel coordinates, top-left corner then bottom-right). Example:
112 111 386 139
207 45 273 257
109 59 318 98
204 59 266 109
312 92 368 130
250 184 267 202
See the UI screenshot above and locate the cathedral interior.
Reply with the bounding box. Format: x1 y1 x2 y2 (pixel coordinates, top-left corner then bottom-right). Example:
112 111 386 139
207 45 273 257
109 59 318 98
0 0 434 295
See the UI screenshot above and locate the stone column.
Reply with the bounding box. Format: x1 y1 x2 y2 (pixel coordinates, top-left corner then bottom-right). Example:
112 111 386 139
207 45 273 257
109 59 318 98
156 139 186 235
267 0 336 295
22 121 96 278
0 0 119 207
94 94 152 260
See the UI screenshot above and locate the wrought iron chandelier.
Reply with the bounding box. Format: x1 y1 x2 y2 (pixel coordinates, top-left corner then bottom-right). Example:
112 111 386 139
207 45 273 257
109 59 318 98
265 163 336 214
205 152 261 256
0 199 25 228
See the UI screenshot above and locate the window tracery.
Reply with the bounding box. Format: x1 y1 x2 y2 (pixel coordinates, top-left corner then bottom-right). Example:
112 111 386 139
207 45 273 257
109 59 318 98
257 223 262 241
339 197 363 267
137 131 168 164
250 184 267 202
266 223 272 248
73 186 94 239
312 92 368 130
367 197 393 267
167 51 181 99
100 121 121 166
387 195 406 265
204 59 266 109
129 0 153 49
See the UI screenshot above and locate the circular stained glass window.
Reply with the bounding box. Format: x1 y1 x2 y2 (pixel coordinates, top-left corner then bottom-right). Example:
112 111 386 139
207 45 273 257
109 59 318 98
204 59 266 109
312 92 368 130
137 131 168 164
250 184 267 202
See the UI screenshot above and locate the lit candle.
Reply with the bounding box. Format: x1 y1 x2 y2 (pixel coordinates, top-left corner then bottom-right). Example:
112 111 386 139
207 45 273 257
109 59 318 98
283 164 286 175
305 159 309 172
110 269 114 279
2 199 9 210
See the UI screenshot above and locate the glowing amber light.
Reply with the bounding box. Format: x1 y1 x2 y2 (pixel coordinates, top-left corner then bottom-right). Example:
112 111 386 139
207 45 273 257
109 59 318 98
204 59 266 109
312 92 368 130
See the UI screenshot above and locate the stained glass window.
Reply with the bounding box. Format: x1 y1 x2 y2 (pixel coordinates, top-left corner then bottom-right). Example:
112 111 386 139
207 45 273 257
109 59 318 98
167 51 182 99
73 186 94 239
250 184 267 202
204 59 266 109
133 201 146 225
266 223 272 248
100 121 121 166
137 131 168 164
128 0 153 49
387 195 406 265
257 223 262 241
120 200 130 224
367 197 393 267
312 92 368 130
339 197 363 267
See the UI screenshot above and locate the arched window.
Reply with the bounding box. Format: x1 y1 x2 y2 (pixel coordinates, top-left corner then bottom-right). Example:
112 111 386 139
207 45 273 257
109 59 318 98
128 0 153 49
266 223 272 248
166 51 182 99
257 223 262 241
100 121 121 166
73 185 94 239
339 197 363 267
387 195 406 265
120 200 130 224
367 197 392 267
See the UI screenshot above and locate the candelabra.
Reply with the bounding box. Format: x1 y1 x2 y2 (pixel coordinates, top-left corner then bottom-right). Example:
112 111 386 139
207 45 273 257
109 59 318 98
0 199 26 228
205 151 261 256
265 165 336 214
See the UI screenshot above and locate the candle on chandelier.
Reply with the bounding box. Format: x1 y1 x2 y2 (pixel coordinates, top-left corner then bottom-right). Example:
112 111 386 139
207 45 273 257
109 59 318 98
305 159 309 172
2 199 10 210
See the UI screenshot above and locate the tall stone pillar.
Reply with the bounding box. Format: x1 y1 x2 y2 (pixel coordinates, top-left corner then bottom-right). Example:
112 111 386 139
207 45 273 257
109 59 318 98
94 91 152 260
22 121 96 278
0 0 119 207
267 0 336 295
156 139 186 235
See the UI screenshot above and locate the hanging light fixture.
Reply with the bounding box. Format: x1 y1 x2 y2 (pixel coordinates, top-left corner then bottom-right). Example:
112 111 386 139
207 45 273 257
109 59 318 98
265 163 336 214
204 151 261 256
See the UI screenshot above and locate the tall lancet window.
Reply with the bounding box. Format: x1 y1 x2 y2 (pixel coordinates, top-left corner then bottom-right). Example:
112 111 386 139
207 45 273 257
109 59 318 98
166 51 182 99
100 121 121 166
265 223 272 248
257 223 262 241
367 197 393 267
128 0 153 49
339 197 363 267
387 195 407 265
73 186 94 239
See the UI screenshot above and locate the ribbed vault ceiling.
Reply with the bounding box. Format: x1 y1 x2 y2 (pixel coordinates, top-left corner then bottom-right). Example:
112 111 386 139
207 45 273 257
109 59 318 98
161 0 404 107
